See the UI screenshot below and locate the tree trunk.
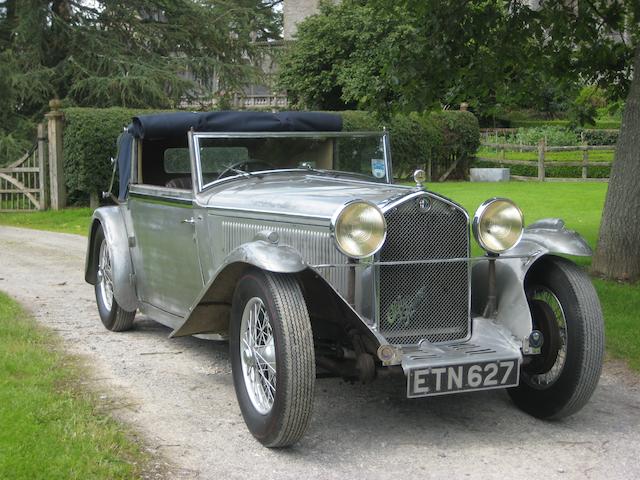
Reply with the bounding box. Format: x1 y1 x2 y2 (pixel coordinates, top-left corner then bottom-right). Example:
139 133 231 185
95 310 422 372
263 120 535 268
591 45 640 282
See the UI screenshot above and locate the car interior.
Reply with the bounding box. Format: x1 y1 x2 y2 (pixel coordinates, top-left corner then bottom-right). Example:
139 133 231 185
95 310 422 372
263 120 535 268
136 135 382 191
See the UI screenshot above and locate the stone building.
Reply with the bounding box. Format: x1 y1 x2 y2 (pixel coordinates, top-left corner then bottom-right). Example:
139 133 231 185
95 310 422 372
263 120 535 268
233 0 328 109
283 0 323 40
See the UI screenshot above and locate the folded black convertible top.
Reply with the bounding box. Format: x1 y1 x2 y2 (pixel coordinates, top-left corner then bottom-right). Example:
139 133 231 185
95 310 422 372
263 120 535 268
128 111 343 139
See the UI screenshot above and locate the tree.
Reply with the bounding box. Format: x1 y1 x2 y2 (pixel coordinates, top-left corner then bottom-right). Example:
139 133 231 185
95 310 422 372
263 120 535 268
279 0 640 281
0 0 281 162
592 46 640 281
278 0 561 117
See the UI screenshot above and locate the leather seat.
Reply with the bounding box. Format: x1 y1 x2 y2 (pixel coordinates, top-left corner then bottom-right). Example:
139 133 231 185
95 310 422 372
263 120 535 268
165 177 192 189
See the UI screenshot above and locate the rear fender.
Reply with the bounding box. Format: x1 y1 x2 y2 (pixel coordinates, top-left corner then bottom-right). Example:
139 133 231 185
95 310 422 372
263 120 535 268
85 207 138 312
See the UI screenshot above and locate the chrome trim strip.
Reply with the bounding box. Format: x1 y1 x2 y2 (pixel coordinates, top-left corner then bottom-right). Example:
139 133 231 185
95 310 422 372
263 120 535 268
129 187 193 207
311 255 530 268
382 130 393 184
205 207 329 222
193 131 384 139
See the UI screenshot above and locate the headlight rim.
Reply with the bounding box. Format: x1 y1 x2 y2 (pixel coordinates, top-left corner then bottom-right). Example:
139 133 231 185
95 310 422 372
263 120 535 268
472 197 524 254
330 199 387 259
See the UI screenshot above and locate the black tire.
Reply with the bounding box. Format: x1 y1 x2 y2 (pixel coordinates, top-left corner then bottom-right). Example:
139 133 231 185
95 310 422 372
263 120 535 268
508 255 604 419
230 269 315 448
94 226 135 332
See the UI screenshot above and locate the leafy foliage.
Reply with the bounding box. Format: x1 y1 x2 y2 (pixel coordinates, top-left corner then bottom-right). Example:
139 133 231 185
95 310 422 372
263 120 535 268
512 126 578 147
63 108 159 198
577 128 619 146
0 0 281 163
278 0 639 123
278 0 562 117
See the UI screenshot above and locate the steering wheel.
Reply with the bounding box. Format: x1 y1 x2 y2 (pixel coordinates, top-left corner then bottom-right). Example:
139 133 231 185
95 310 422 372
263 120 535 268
216 159 275 180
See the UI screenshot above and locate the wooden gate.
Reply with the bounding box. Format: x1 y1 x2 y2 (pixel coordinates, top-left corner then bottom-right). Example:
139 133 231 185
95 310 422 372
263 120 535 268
0 124 48 212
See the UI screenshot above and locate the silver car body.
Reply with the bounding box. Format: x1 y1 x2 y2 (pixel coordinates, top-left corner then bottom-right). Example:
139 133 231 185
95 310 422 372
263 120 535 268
85 128 592 382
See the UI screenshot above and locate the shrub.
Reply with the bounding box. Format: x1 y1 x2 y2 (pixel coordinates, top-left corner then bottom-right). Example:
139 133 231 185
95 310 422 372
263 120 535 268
578 128 619 146
567 85 606 127
63 107 159 200
513 126 578 146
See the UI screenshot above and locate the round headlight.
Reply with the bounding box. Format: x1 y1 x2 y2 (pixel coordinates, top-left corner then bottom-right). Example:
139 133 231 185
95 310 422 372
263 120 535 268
472 198 524 254
331 201 387 258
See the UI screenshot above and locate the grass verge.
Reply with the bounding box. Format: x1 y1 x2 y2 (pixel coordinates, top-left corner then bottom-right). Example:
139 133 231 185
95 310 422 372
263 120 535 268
0 291 145 479
0 207 93 236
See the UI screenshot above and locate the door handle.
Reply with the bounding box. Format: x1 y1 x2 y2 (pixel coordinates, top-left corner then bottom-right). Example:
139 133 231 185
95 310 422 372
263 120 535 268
181 217 195 224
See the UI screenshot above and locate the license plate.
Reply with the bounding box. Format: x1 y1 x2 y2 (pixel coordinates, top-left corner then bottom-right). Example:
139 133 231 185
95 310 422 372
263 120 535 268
407 359 520 398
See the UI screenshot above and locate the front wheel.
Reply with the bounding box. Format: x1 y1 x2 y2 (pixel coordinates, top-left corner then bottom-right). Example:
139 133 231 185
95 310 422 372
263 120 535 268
508 256 604 419
230 269 315 448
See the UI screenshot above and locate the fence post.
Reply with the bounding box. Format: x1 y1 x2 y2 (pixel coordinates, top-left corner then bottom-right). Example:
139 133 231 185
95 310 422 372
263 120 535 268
37 123 49 210
537 138 546 181
582 143 589 180
45 99 66 210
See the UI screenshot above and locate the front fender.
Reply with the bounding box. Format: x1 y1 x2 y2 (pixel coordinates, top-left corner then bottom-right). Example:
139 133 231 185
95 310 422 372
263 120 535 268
85 207 138 312
472 218 592 341
510 218 593 258
170 239 307 337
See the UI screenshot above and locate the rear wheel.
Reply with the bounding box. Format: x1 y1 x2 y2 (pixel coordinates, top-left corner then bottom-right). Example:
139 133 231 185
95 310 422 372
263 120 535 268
94 226 135 332
230 269 315 447
508 256 604 419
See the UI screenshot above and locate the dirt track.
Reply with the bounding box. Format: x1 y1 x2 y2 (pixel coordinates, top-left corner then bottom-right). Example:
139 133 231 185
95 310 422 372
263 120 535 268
1 225 639 480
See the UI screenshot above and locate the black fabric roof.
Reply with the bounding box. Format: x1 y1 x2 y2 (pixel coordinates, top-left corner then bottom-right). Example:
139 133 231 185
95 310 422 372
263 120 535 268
116 131 133 201
128 111 343 139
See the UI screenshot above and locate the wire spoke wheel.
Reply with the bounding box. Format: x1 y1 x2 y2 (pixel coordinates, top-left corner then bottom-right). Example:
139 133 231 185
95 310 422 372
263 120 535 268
240 297 277 415
97 239 114 311
92 226 135 332
508 256 604 420
523 286 568 388
230 270 315 447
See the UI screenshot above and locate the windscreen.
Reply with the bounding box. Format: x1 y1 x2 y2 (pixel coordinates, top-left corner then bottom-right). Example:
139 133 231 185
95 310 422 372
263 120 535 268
194 134 389 187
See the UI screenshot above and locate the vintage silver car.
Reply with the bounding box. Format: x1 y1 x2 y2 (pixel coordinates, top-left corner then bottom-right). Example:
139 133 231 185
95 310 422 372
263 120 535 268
85 111 604 447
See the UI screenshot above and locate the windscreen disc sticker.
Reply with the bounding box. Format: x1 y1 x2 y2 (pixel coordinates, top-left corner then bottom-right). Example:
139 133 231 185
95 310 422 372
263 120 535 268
371 159 385 178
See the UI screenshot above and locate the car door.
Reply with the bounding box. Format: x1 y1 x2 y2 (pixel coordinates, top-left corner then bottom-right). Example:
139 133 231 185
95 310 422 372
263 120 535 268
128 185 204 318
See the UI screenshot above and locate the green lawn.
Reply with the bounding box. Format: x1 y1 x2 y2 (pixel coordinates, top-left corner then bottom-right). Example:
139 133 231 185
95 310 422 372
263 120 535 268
430 182 605 253
0 292 145 479
0 207 93 235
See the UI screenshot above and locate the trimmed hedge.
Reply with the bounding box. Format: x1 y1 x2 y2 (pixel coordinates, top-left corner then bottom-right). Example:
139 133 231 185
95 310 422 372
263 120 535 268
64 107 161 200
63 108 480 202
339 110 480 180
578 128 619 146
474 160 611 179
510 119 621 130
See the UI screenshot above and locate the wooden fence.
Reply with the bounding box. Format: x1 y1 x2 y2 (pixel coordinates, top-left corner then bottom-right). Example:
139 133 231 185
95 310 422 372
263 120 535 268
476 139 614 182
0 124 48 212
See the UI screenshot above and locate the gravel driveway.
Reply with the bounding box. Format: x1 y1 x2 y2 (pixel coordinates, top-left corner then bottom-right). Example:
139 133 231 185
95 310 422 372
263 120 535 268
1 225 639 480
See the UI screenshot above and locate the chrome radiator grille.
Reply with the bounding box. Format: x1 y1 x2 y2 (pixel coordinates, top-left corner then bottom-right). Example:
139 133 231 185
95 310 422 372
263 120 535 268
221 221 350 297
379 194 470 345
